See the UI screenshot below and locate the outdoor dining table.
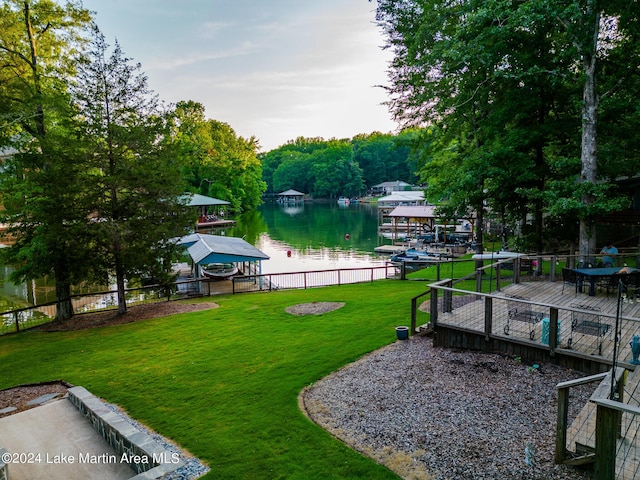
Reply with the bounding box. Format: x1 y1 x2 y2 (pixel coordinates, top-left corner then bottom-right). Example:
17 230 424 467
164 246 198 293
573 267 639 296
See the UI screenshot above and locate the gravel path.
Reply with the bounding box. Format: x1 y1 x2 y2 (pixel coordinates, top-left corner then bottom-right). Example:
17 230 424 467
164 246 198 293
301 337 594 480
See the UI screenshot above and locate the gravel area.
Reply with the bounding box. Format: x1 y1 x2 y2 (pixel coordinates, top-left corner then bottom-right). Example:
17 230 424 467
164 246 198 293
301 337 595 480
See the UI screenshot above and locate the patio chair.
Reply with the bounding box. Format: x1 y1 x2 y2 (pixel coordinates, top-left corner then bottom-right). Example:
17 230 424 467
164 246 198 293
624 272 640 303
504 294 544 340
603 273 627 297
561 268 578 295
567 304 608 355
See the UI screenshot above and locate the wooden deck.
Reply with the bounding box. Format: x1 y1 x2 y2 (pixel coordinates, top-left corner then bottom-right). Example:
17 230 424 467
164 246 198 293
434 280 640 363
432 279 640 478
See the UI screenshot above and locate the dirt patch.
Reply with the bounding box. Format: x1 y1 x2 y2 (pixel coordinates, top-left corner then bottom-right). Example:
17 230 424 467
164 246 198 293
36 301 219 331
285 302 345 316
0 381 71 417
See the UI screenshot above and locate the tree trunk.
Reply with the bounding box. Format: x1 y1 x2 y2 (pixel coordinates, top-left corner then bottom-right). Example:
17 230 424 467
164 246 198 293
578 3 600 262
54 257 74 321
115 252 127 315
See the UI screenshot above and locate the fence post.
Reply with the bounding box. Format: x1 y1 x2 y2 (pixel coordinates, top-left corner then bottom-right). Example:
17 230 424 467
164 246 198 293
555 386 569 463
430 288 438 328
594 402 618 480
411 297 417 336
549 307 559 356
14 311 19 332
550 256 557 282
484 296 492 340
443 284 452 313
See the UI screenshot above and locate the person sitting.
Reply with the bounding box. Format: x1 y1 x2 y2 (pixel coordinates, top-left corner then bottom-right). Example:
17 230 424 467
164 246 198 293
600 243 618 267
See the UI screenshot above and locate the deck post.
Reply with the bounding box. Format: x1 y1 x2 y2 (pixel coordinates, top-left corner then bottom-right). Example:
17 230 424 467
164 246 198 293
549 307 559 356
430 288 439 328
514 258 521 284
475 269 482 298
484 296 492 340
411 297 417 336
443 281 452 313
594 403 618 480
555 386 569 463
550 256 557 282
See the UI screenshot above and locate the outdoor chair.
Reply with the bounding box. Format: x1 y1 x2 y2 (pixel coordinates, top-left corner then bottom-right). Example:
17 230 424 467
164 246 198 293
561 268 578 295
604 273 628 298
624 272 640 303
567 304 608 355
504 294 544 340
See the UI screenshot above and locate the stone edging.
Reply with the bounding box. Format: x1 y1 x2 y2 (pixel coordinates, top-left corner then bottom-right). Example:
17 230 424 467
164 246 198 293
67 386 184 479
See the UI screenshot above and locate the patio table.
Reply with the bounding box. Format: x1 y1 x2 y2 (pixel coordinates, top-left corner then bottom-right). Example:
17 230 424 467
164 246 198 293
573 267 639 296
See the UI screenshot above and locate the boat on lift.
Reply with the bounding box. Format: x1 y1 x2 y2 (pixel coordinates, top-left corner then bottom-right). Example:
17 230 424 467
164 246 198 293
201 262 239 280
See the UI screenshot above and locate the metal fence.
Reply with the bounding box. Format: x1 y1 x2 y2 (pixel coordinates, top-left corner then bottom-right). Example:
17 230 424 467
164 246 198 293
0 284 172 335
231 265 395 293
0 265 396 335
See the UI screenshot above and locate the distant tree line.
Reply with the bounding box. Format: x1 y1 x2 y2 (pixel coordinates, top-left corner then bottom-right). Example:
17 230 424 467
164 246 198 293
260 131 422 198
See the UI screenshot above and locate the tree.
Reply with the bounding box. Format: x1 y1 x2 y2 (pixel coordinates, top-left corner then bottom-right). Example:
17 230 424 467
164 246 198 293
0 0 92 320
374 0 640 255
172 101 266 212
72 28 192 315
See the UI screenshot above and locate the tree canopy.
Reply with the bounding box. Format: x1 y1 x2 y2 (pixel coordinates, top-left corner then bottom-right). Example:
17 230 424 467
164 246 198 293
374 0 640 255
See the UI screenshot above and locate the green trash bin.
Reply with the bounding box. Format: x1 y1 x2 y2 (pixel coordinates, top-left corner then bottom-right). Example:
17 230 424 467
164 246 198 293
541 318 561 345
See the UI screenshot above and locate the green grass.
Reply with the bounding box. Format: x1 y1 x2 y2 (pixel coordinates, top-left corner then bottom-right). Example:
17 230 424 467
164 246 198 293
0 280 430 480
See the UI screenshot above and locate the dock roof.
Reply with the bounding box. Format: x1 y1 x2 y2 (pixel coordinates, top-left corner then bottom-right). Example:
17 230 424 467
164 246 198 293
179 233 269 264
182 193 230 207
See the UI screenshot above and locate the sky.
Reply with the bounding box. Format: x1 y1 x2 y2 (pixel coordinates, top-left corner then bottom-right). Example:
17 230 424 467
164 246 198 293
80 0 399 152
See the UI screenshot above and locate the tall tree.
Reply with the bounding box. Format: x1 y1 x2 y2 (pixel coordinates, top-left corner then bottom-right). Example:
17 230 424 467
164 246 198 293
172 100 266 212
0 0 92 320
72 29 192 315
374 0 639 255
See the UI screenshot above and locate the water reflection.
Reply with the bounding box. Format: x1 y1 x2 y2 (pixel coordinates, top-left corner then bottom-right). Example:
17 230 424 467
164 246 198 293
230 201 391 274
0 201 392 308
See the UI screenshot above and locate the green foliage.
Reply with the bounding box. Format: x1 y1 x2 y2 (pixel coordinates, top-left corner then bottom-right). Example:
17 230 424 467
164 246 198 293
374 0 640 253
0 281 430 479
0 0 94 319
171 101 266 212
262 132 422 197
71 29 193 313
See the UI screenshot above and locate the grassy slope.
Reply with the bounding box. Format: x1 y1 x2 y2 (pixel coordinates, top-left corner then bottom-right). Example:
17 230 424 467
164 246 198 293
0 280 429 480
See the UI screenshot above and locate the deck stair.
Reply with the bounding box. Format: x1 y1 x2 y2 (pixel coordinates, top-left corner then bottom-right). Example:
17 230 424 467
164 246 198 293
563 367 640 477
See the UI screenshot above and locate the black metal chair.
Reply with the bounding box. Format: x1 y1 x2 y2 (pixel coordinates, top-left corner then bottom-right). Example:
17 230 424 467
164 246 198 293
626 272 640 303
561 268 578 295
567 304 608 355
504 294 544 340
604 272 628 297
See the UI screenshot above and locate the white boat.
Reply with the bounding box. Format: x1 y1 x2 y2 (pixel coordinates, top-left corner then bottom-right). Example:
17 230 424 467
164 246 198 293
201 262 239 280
337 197 350 205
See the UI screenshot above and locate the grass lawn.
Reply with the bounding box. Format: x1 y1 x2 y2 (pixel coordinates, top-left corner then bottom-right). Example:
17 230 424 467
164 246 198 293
0 280 430 479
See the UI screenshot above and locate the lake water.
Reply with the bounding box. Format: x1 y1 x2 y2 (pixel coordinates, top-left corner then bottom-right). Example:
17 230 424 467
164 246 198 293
0 201 393 308
227 201 392 274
